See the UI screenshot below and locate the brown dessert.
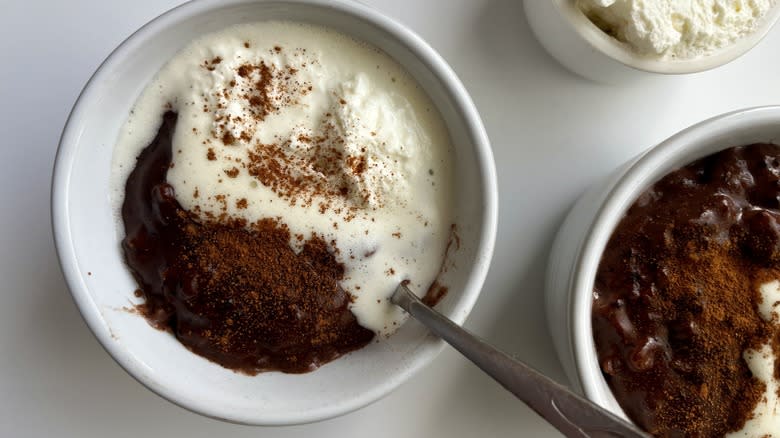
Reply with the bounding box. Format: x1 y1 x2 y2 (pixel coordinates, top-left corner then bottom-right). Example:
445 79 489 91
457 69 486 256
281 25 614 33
593 143 780 437
121 112 374 374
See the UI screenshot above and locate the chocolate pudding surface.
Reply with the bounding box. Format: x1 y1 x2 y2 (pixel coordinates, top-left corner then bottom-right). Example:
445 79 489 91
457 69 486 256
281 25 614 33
593 143 780 437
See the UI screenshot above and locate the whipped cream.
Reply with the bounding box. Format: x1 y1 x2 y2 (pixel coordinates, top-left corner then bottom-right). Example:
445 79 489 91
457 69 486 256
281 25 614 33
111 22 455 335
577 0 775 58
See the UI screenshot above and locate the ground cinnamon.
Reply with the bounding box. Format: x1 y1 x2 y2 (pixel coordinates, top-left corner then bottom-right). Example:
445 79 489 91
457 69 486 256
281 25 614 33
594 144 780 436
121 111 374 374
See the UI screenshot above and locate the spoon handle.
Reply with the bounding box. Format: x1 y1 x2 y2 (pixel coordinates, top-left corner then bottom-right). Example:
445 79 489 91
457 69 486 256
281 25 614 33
391 283 649 438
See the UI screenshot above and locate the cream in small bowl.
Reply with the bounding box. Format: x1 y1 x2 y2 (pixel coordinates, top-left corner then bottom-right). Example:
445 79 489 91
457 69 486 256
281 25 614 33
52 0 497 425
546 107 780 436
524 0 780 82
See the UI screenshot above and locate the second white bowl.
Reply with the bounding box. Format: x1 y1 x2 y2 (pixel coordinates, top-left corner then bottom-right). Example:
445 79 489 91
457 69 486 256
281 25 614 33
523 0 780 82
546 106 780 422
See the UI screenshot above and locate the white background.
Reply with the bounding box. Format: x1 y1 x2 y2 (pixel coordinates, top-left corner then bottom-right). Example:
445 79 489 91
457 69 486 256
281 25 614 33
3 0 780 436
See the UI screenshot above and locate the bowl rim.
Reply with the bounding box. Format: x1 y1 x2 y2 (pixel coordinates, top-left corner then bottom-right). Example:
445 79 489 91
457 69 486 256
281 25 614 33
51 0 498 425
568 105 780 421
551 0 780 74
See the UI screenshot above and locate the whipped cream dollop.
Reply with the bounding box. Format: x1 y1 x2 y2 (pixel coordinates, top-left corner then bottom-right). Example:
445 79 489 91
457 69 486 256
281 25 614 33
577 0 775 58
111 22 455 335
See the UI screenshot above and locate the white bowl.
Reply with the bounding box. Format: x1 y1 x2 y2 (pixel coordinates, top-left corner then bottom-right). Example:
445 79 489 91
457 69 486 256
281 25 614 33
545 106 780 424
51 0 497 426
523 0 780 82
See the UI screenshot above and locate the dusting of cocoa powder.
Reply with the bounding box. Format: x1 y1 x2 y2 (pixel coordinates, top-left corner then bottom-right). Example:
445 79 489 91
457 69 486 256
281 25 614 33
121 112 374 374
162 214 374 373
205 52 314 148
224 167 239 178
192 48 375 219
594 144 780 437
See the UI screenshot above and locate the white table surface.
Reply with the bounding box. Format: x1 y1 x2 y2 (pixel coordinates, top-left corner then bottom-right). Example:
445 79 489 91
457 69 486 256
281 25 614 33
3 1 780 436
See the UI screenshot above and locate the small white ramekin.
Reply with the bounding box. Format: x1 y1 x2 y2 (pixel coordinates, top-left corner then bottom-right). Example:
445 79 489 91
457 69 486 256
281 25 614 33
51 0 497 426
546 106 780 422
523 1 780 82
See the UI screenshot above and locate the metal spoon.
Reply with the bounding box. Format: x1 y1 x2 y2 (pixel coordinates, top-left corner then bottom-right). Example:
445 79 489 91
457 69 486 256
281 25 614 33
391 283 650 438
